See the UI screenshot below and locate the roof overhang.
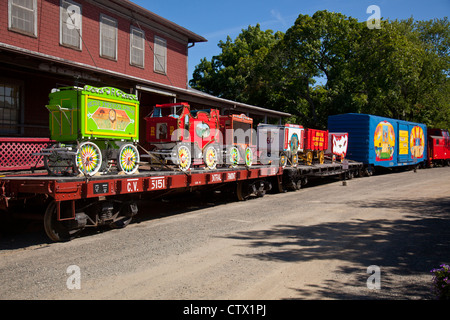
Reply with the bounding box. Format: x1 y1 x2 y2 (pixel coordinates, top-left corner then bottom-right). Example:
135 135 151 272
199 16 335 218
0 42 291 119
97 0 207 44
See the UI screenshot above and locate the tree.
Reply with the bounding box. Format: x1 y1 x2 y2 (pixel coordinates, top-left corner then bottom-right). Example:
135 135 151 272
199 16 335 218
414 17 450 128
354 18 449 127
190 12 450 129
190 24 283 106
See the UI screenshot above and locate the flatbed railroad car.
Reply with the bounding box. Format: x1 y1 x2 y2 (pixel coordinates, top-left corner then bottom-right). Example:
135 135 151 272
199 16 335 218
0 161 363 242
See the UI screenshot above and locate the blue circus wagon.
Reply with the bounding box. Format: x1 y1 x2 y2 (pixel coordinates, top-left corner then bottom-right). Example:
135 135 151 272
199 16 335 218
328 113 427 173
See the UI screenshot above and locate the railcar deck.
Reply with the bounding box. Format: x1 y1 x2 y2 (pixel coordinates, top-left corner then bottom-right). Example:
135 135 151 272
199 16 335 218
0 161 362 202
0 160 363 241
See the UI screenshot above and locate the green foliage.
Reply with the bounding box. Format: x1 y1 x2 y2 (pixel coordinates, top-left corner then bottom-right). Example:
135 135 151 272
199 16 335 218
190 12 450 129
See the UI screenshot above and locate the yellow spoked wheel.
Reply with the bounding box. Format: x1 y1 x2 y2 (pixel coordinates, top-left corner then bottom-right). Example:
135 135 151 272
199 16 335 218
280 153 287 168
245 147 253 167
76 141 102 176
318 151 325 164
177 145 191 172
228 146 239 168
306 151 313 166
203 145 217 170
292 154 298 167
118 144 140 174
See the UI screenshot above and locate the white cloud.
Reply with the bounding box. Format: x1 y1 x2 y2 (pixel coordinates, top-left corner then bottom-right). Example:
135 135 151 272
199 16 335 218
203 25 250 40
270 9 287 28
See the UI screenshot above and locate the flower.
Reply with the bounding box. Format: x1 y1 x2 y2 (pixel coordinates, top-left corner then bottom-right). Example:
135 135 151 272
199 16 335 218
430 263 450 300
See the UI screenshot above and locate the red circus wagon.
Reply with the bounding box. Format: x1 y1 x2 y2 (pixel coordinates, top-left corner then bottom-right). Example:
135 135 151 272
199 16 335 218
219 113 255 167
257 123 304 167
300 128 329 165
144 103 221 171
326 132 349 162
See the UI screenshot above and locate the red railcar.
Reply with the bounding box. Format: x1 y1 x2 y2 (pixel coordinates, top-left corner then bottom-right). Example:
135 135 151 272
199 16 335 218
427 129 450 166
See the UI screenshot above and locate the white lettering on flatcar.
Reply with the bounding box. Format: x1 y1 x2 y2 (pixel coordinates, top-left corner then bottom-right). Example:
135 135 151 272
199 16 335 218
227 172 236 180
150 177 165 190
126 178 139 192
211 173 221 182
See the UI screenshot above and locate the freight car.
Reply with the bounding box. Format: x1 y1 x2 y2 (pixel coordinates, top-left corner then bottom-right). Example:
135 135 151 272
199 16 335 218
328 113 427 174
427 128 450 167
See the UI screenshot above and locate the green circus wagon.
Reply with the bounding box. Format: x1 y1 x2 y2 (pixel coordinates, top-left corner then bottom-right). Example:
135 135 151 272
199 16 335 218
39 85 140 176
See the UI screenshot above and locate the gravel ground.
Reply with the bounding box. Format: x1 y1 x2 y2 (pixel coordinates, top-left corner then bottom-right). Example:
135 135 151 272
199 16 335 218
0 166 449 300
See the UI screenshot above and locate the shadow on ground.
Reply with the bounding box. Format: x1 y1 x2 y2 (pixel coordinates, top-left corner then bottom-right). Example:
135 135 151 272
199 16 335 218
224 197 450 299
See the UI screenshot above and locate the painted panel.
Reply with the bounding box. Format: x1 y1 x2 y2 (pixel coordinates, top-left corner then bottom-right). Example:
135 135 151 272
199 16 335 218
373 120 396 162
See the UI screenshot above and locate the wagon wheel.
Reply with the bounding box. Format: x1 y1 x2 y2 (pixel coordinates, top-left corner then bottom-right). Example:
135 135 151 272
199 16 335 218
118 144 140 174
203 145 218 170
291 154 298 167
176 144 191 172
44 201 84 242
244 147 253 167
76 141 102 176
280 152 287 168
306 151 313 166
44 145 76 176
318 151 325 164
228 146 239 168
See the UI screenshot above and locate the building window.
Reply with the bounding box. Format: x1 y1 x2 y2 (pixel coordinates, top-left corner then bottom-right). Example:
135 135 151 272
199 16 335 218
130 27 145 68
8 0 38 37
100 14 117 60
60 0 82 50
0 81 22 135
154 36 167 74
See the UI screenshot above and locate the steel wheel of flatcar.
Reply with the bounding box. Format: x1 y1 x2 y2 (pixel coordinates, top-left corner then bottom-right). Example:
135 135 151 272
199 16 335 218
177 144 191 171
245 147 253 167
203 145 218 170
44 201 84 242
236 181 250 201
118 144 140 174
76 141 102 176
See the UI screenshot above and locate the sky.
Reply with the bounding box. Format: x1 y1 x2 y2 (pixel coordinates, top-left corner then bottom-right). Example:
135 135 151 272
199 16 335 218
132 0 450 82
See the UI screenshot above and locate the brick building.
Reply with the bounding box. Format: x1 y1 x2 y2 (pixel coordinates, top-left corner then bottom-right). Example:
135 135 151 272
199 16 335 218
0 0 289 142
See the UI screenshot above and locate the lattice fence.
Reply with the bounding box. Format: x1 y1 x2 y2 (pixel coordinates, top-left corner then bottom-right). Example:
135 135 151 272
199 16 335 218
0 138 53 171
